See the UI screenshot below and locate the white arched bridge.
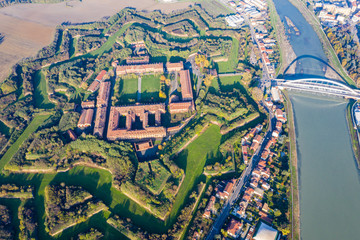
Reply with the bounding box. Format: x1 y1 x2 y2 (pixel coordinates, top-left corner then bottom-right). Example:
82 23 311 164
274 78 360 100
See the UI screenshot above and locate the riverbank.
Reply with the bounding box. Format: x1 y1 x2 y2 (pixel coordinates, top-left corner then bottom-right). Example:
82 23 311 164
287 0 356 86
346 100 360 167
283 91 300 240
267 0 297 75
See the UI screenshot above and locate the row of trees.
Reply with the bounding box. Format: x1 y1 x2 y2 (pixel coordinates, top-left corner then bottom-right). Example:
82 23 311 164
325 26 360 85
18 200 37 240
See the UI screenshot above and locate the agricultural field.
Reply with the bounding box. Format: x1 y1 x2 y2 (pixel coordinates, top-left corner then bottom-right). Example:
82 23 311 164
199 0 232 17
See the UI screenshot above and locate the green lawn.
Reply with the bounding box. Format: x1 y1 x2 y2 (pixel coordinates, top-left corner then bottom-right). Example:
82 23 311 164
219 76 241 87
168 125 222 225
0 114 50 170
217 38 239 73
141 74 161 103
117 77 138 104
33 71 55 109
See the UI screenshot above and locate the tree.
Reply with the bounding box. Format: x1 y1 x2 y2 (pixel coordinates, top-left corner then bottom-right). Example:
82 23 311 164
274 209 282 217
251 87 263 102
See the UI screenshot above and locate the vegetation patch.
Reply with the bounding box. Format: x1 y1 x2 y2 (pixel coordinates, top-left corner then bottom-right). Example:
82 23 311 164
44 184 107 236
216 38 239 73
0 114 50 170
18 199 37 240
0 205 13 240
135 160 171 195
34 71 55 109
168 125 222 221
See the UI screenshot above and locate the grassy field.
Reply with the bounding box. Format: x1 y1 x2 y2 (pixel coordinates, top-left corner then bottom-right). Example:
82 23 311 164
199 0 231 17
135 160 171 195
0 114 50 170
217 38 239 73
218 75 242 87
33 70 55 109
118 77 138 104
141 74 161 103
168 125 222 225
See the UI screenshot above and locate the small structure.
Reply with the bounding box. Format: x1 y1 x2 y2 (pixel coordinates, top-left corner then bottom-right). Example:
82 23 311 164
227 218 243 238
77 109 94 129
166 62 184 72
253 222 279 240
81 101 95 109
225 14 244 27
67 129 77 141
275 109 287 123
134 141 154 152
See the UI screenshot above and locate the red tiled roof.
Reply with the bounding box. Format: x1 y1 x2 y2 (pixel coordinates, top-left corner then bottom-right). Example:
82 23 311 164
179 69 193 101
95 70 107 82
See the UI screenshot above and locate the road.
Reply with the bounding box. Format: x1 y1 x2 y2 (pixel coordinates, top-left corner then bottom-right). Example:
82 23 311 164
206 108 275 240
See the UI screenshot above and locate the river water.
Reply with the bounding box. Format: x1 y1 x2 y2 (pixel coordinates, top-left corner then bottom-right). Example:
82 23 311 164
272 0 360 239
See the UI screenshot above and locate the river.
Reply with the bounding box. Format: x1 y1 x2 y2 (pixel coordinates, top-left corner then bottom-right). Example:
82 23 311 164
272 0 360 239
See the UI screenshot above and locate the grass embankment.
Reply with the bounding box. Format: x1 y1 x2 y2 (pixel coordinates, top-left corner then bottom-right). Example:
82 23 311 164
0 166 161 239
267 0 285 75
288 0 356 87
346 101 360 166
168 125 221 225
33 70 55 109
283 91 300 240
217 38 240 74
0 114 50 170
